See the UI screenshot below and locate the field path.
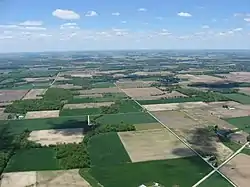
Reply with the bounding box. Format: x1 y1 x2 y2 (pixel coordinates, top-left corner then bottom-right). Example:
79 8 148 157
114 82 237 187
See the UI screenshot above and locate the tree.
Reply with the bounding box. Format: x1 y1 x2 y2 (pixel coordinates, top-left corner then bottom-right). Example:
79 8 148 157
247 134 250 142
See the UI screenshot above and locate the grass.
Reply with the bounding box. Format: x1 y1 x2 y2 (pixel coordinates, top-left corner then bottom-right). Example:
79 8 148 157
88 132 131 166
221 139 250 155
5 148 60 172
0 116 87 134
223 93 250 104
224 116 250 133
79 169 105 187
198 173 233 187
92 82 115 88
138 97 203 105
60 108 100 116
92 112 157 125
86 156 211 187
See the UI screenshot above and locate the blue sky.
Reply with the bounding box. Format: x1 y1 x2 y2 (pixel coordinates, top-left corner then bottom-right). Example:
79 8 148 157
0 0 250 52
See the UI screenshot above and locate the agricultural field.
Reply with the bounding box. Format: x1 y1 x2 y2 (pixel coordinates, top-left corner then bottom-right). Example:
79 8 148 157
224 116 250 133
134 122 164 130
25 110 60 119
118 129 194 162
22 89 45 100
223 93 250 104
87 156 212 187
0 90 29 102
5 148 60 172
79 87 122 94
116 80 155 88
88 132 131 166
28 128 84 145
1 169 91 187
220 153 250 187
198 173 233 187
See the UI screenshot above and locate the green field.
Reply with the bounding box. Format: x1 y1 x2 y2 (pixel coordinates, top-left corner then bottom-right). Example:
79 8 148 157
198 173 232 187
60 100 142 117
0 116 87 134
5 148 60 172
92 112 157 125
87 156 211 187
88 132 131 167
224 116 250 133
92 82 115 88
223 93 250 104
138 97 203 105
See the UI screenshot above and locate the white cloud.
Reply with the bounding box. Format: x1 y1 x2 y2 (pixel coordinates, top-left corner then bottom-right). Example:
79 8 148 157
0 24 20 29
138 8 147 12
202 25 210 29
52 9 80 20
23 26 47 31
85 11 98 17
60 23 80 30
177 12 192 17
61 23 77 26
234 13 250 17
121 21 127 24
112 12 120 16
19 21 43 26
37 34 52 37
233 28 243 32
244 18 250 22
156 17 163 20
0 36 13 40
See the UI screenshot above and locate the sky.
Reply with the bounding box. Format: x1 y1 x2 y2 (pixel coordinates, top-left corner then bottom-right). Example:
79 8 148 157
0 0 250 52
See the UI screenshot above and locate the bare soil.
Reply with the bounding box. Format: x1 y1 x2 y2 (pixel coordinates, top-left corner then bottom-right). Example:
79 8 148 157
239 87 250 95
143 102 208 112
22 89 45 100
51 84 82 89
25 110 60 119
24 77 52 82
152 111 199 130
37 169 91 187
63 102 114 109
177 74 224 83
28 128 84 146
0 90 29 102
220 153 250 187
131 71 171 76
79 87 122 94
0 171 36 187
74 94 103 98
220 72 250 82
134 123 164 130
118 129 194 162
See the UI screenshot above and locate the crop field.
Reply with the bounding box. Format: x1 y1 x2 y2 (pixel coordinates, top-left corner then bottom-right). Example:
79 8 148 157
5 148 60 172
198 173 233 187
22 89 45 100
24 77 52 83
224 116 250 133
0 90 29 102
28 128 84 145
152 110 199 129
60 108 100 116
116 80 154 88
63 102 115 109
118 129 194 162
88 156 212 187
1 169 91 187
239 87 250 96
92 82 115 88
25 110 60 119
79 87 122 94
220 153 250 187
134 122 164 130
52 84 82 89
223 93 250 104
221 72 250 83
1 116 87 134
92 112 157 125
143 101 208 111
88 132 131 167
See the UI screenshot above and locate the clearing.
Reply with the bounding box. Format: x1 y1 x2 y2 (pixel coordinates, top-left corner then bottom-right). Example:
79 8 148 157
0 90 29 102
118 129 194 162
25 110 60 119
143 101 208 111
220 153 250 187
63 102 114 109
28 128 84 146
88 132 131 167
22 89 45 100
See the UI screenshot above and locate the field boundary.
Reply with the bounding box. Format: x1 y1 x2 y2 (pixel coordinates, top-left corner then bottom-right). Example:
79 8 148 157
114 82 237 187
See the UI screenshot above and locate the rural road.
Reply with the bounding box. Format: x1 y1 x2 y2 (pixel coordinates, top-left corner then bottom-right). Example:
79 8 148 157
114 82 238 187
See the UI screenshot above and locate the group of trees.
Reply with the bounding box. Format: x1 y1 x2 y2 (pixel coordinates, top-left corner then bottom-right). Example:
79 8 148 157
54 121 135 169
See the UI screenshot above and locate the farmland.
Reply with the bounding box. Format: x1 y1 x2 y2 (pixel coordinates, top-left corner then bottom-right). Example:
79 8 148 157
2 50 250 187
